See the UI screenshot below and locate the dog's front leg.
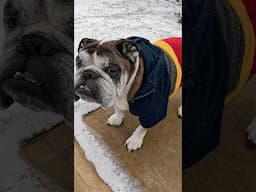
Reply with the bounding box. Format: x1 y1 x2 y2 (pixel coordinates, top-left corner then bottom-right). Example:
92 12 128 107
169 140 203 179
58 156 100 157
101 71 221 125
107 105 125 126
247 116 256 148
125 125 148 152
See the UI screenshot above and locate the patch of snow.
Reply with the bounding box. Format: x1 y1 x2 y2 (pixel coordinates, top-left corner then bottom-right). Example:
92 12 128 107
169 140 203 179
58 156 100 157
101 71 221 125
0 103 63 191
75 0 182 49
75 100 145 192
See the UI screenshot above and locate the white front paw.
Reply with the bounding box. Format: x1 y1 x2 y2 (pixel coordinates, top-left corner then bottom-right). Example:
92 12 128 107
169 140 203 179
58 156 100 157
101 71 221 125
247 117 256 148
125 134 144 152
124 126 147 152
107 112 124 126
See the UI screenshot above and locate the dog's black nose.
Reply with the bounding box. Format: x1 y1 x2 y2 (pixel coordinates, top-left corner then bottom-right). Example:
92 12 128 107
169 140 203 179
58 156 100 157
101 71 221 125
83 70 99 80
16 33 60 56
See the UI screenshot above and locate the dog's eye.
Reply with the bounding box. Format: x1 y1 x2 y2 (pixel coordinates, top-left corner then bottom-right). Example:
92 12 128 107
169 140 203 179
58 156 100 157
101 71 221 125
104 64 121 79
105 64 119 73
108 66 118 73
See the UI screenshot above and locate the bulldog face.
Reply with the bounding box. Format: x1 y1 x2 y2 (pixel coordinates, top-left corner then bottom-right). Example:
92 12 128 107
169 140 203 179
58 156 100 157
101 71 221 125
75 38 142 109
0 0 73 122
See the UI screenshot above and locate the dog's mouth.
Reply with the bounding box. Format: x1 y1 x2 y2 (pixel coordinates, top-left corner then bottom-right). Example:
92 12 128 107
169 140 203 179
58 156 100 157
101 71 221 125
12 71 41 87
75 84 97 103
0 51 73 111
76 85 92 96
0 28 75 111
1 60 53 110
75 83 115 108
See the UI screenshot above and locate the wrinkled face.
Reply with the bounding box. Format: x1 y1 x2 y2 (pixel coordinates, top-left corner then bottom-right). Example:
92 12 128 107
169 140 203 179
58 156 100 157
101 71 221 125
0 0 73 121
75 38 139 108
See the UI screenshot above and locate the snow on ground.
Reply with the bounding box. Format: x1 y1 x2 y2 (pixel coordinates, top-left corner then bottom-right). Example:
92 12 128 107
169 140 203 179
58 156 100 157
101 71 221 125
0 104 64 192
75 0 181 48
74 0 181 191
75 100 145 192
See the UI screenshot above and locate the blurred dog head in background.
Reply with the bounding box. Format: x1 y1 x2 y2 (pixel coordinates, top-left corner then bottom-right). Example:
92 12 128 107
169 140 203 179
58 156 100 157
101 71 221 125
0 0 74 122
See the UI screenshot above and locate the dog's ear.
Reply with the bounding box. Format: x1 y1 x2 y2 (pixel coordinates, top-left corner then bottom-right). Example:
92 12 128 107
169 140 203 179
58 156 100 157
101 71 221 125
115 39 139 64
78 38 98 52
114 40 141 110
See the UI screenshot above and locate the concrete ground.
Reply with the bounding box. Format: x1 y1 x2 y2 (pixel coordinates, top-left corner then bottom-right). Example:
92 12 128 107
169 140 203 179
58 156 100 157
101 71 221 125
23 122 111 192
22 78 256 192
23 122 73 191
78 95 182 192
23 74 256 192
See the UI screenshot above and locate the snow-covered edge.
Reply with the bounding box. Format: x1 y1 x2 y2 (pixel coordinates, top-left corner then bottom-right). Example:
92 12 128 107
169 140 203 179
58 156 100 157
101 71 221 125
74 100 145 192
0 104 64 191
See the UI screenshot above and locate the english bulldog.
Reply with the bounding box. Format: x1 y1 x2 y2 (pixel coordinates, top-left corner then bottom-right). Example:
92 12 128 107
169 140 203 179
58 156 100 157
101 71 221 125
75 37 182 151
0 0 74 123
